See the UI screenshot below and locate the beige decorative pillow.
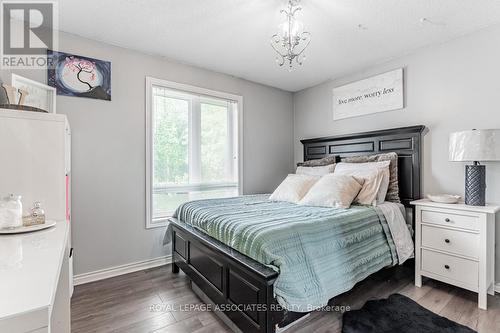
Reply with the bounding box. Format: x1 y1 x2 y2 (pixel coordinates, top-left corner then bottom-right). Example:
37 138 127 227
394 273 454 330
269 174 320 204
377 166 390 204
296 155 337 167
334 161 391 206
342 152 400 203
299 174 363 209
296 164 335 176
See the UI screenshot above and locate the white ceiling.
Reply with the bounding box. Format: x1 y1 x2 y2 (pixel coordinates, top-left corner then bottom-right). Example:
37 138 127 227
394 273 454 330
58 0 500 92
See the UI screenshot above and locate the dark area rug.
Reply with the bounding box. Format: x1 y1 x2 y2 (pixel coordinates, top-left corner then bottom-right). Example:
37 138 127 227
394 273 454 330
342 294 476 333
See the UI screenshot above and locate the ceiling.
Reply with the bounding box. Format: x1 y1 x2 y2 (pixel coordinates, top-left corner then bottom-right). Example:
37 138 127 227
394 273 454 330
58 0 500 92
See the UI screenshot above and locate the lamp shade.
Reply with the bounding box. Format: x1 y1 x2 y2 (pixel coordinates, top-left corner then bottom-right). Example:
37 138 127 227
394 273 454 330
449 129 500 162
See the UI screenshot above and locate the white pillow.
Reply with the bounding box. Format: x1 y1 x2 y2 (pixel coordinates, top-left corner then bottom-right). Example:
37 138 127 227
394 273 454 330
296 164 335 176
299 174 362 209
269 174 320 203
334 161 391 206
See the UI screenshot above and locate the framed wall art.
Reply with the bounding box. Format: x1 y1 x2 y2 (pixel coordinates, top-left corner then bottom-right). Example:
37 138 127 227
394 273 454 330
11 74 57 113
333 68 404 120
48 50 111 101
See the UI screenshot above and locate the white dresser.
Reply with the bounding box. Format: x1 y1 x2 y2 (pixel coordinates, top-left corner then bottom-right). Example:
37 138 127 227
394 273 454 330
0 221 71 332
0 110 73 294
412 199 499 309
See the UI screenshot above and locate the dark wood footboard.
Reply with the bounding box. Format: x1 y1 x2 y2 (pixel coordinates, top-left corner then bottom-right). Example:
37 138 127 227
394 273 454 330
170 218 283 333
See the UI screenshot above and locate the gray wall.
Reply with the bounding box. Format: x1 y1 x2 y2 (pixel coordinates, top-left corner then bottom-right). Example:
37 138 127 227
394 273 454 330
0 32 294 275
4 24 499 279
293 24 500 279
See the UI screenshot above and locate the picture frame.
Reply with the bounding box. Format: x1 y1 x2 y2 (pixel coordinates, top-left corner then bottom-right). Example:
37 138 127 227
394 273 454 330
11 74 57 113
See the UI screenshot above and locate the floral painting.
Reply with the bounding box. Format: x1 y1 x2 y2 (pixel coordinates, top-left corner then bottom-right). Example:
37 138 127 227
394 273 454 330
47 50 111 101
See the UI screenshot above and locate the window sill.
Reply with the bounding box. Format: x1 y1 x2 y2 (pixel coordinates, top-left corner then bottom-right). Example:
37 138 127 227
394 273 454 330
146 216 172 229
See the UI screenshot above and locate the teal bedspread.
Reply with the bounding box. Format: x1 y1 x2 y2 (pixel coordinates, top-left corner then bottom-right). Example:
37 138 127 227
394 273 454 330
172 194 398 311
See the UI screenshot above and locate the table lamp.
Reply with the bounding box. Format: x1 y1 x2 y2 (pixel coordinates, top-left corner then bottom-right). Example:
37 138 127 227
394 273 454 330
449 129 500 206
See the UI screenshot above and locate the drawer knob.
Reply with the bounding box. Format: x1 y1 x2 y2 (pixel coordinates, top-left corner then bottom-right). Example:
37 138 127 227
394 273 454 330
444 218 451 222
444 264 450 270
444 239 450 244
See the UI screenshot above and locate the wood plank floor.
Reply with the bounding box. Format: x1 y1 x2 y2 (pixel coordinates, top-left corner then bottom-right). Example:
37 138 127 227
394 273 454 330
72 264 500 333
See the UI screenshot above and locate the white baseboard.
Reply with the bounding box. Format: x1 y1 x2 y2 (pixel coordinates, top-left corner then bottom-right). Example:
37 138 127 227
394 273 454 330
73 255 172 286
495 283 500 294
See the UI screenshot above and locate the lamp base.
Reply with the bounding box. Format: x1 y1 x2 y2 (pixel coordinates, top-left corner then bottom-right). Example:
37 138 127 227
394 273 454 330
465 164 486 206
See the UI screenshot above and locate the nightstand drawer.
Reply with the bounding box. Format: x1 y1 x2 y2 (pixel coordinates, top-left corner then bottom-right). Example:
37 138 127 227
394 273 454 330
421 209 478 231
422 249 478 287
421 225 479 259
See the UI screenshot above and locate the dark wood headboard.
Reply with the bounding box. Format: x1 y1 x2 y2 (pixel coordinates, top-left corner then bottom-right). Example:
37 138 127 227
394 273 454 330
300 125 425 206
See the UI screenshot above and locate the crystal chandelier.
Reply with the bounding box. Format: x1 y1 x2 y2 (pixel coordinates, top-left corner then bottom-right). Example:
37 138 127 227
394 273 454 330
271 0 311 71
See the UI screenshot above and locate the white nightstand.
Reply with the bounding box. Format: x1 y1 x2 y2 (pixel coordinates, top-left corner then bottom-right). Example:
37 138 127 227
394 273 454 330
411 199 499 309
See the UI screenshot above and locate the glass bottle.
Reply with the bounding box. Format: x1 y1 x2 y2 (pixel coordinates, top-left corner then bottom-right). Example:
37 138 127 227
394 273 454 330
31 201 45 225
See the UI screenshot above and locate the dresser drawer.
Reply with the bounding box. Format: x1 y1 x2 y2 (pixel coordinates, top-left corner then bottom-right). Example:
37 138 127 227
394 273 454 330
421 225 479 259
421 209 478 231
421 249 478 287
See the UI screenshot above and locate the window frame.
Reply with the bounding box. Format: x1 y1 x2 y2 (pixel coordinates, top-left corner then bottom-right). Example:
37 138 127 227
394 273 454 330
145 77 244 229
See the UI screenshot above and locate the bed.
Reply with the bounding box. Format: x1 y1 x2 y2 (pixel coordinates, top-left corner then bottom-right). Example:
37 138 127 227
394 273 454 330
167 125 425 333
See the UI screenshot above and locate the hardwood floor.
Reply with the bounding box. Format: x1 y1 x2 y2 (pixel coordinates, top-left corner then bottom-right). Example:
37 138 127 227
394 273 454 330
72 264 500 333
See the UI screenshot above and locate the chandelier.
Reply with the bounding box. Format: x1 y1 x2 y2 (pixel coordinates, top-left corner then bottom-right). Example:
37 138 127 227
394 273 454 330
271 0 311 71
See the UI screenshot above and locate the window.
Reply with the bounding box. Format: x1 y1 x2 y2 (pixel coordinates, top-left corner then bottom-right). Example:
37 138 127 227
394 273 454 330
146 78 242 228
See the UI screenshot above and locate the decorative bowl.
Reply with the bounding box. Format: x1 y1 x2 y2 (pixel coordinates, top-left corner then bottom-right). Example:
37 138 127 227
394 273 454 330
427 194 461 204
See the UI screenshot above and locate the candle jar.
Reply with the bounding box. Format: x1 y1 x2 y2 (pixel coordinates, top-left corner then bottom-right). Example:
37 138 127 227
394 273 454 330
0 194 23 229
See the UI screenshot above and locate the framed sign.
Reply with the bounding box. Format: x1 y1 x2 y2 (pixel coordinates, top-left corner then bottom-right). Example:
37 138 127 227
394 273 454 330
11 74 57 113
333 68 404 120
